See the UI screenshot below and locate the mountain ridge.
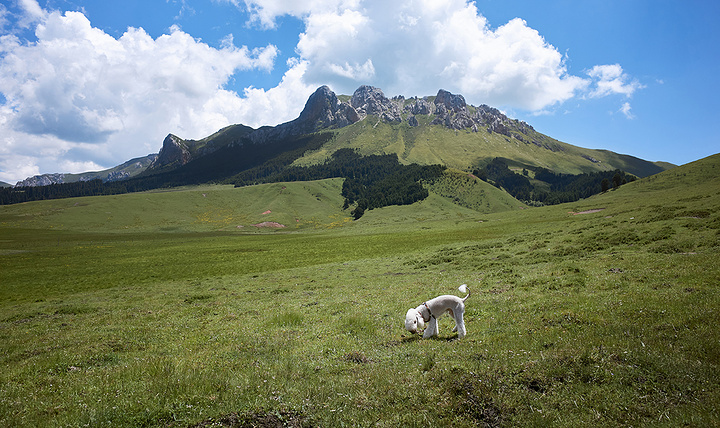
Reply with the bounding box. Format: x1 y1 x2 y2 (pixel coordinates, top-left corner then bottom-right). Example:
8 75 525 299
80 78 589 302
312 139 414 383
14 85 674 187
15 154 157 187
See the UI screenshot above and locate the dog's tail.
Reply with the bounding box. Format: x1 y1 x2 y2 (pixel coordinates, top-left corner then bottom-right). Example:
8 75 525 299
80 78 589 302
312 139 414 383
459 284 470 301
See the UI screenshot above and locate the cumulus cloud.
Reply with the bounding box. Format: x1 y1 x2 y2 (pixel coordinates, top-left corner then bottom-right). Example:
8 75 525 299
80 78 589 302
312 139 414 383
239 0 590 110
0 8 296 182
1 12 280 143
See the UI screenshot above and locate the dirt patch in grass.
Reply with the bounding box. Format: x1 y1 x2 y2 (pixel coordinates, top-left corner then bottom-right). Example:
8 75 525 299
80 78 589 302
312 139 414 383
252 222 286 228
343 350 370 364
569 208 606 215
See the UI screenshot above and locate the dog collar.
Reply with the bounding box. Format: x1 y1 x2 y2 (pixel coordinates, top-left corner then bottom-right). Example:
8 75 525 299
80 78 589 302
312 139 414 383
423 302 435 321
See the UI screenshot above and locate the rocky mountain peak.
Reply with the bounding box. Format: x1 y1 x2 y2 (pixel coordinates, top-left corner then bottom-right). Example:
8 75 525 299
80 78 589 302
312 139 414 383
148 134 191 170
350 85 402 122
297 85 360 130
434 89 467 112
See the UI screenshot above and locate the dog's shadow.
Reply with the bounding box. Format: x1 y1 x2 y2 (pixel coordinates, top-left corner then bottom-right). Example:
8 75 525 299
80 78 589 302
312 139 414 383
399 334 460 344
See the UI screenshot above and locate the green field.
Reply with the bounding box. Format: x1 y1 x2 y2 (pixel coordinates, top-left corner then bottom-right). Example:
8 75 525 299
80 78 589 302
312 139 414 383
1 155 719 427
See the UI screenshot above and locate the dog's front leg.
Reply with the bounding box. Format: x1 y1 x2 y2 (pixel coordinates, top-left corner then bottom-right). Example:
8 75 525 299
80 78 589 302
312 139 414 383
423 317 438 338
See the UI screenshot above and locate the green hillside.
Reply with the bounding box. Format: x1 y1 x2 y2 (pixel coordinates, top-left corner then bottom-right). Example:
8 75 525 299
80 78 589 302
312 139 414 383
4 87 674 206
0 179 349 234
293 116 669 178
0 169 527 235
428 168 525 213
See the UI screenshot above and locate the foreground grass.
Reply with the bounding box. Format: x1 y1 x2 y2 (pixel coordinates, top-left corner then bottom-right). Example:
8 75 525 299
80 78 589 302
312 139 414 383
1 157 719 426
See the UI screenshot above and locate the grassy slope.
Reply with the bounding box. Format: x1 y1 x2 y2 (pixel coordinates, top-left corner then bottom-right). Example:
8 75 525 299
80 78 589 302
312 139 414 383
428 168 526 213
0 154 718 427
0 180 348 235
293 116 671 177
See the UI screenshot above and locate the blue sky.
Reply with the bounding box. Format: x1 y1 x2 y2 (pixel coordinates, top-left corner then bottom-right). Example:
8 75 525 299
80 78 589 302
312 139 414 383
0 0 718 183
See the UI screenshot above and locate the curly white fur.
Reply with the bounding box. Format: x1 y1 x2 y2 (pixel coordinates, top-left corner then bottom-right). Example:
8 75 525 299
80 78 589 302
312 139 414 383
404 284 470 339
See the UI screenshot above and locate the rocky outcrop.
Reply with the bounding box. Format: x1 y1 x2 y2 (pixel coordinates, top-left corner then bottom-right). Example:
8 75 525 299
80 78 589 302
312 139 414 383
245 86 537 145
404 98 435 115
434 89 467 112
104 170 131 181
297 85 361 130
148 134 191 170
350 85 402 122
16 173 66 187
407 114 419 127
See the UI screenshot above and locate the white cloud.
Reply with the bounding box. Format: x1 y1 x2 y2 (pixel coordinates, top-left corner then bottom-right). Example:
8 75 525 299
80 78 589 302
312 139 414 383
231 0 359 29
619 102 635 119
0 9 293 183
268 0 590 110
18 0 45 24
239 0 643 112
204 58 315 129
587 64 644 98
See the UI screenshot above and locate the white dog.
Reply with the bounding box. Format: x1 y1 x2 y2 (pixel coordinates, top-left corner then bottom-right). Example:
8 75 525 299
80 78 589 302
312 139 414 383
405 284 470 339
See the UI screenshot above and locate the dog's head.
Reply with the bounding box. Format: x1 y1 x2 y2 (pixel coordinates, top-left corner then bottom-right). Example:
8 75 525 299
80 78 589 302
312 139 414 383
405 308 425 333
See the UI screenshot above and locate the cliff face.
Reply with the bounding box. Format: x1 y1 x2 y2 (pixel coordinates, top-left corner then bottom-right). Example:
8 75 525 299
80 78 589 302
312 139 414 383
249 86 362 145
147 134 191 170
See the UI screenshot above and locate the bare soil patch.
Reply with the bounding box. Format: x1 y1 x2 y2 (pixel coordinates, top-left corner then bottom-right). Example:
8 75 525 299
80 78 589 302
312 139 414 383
570 208 606 215
252 221 286 228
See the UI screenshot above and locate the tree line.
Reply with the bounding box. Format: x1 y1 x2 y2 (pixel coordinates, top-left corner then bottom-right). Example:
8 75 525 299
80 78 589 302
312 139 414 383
0 133 334 205
232 148 445 219
474 158 636 205
0 140 445 220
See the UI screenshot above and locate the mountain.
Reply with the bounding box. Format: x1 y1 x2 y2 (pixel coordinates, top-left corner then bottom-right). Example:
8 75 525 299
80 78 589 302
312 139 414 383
299 86 672 178
146 85 672 181
16 85 673 187
15 154 157 187
7 85 679 210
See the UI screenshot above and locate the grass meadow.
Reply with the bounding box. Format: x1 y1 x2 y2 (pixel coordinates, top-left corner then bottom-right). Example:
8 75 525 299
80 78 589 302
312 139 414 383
1 155 719 427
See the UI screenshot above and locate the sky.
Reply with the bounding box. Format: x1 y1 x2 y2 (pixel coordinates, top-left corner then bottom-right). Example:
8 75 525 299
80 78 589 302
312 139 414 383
1 0 719 184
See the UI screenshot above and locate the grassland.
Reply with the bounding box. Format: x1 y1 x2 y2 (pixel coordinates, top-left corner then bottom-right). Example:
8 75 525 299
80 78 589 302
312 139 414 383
0 155 719 427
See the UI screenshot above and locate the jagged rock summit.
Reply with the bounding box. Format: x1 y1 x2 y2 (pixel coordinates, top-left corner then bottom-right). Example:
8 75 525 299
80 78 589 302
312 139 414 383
289 84 531 137
148 134 190 170
298 85 360 129
350 85 403 122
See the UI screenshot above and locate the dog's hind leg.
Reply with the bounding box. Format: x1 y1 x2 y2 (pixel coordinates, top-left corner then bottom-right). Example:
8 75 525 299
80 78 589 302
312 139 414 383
453 311 466 338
